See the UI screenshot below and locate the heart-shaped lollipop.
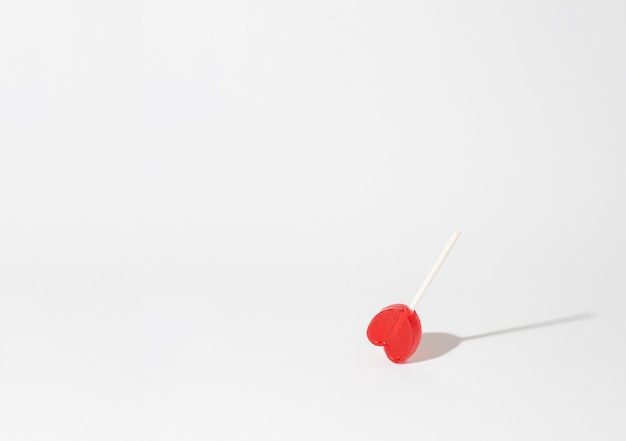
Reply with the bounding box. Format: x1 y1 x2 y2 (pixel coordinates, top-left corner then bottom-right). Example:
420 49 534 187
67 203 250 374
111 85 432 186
367 304 422 363
367 231 460 363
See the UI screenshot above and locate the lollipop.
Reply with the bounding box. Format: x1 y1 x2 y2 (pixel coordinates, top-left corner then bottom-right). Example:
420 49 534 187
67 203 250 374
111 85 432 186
367 231 461 363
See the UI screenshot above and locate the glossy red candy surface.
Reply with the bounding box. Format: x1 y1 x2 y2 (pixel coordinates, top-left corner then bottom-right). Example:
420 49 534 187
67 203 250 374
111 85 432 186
366 304 422 363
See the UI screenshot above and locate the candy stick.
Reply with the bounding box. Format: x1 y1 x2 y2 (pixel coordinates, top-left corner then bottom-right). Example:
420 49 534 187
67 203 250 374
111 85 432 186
408 231 461 311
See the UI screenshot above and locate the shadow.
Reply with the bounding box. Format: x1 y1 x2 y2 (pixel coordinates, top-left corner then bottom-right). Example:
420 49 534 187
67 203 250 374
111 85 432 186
405 313 593 364
406 332 462 363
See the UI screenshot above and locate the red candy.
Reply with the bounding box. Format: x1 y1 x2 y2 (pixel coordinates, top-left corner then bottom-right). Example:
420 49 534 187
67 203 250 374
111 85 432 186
367 304 422 363
366 231 460 364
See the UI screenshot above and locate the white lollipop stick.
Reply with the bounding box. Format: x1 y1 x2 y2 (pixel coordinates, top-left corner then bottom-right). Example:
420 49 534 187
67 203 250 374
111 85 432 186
408 231 461 311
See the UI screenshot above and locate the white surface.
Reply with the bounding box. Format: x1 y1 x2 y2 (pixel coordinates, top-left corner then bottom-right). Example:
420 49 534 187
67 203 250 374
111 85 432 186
409 230 460 310
1 1 626 440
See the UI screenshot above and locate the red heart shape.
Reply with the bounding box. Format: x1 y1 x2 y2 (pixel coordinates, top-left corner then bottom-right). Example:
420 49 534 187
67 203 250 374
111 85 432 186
367 304 422 363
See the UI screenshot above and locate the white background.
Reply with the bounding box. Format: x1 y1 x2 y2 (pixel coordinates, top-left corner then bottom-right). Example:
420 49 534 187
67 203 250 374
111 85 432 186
1 1 625 440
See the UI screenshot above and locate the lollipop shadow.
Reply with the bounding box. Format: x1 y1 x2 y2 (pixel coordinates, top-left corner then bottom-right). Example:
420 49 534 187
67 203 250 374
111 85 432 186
406 333 462 363
405 313 593 364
